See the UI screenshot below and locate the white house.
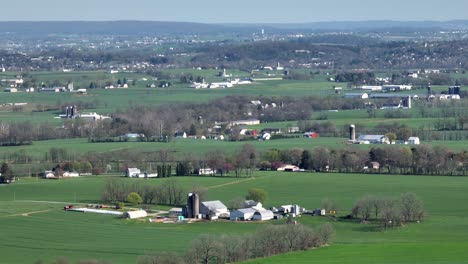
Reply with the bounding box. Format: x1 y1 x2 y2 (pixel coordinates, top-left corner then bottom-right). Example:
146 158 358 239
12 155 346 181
126 168 141 177
242 200 263 210
200 200 229 218
408 137 420 145
252 210 274 221
230 208 257 221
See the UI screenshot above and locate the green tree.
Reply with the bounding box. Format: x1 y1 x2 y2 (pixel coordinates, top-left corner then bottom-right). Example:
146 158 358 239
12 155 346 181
300 150 312 170
0 162 14 183
127 192 143 205
385 132 397 143
246 188 268 204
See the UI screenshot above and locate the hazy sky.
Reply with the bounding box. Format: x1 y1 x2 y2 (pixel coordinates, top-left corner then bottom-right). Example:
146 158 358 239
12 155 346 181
2 0 468 23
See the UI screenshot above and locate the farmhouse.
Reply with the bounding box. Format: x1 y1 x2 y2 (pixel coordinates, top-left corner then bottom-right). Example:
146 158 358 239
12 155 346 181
126 168 141 177
242 200 263 210
230 208 257 221
357 135 390 144
200 200 229 219
408 137 420 145
252 210 274 221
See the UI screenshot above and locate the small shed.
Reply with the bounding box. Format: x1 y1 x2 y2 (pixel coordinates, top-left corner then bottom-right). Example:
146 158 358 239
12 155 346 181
252 210 274 221
230 208 257 221
124 210 147 219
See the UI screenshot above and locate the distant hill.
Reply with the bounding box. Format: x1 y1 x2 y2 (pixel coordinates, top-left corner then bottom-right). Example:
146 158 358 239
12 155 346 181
0 20 467 36
0 21 229 36
226 20 468 31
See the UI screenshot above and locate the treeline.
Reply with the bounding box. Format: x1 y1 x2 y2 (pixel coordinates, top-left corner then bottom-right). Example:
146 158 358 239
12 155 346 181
350 193 425 229
138 223 335 264
2 141 468 177
101 178 187 206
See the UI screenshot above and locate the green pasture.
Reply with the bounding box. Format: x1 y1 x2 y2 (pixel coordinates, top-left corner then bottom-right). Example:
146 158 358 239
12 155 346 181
0 172 468 263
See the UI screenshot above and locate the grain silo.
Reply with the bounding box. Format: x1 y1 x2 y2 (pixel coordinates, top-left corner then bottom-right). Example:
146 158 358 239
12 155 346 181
349 124 356 141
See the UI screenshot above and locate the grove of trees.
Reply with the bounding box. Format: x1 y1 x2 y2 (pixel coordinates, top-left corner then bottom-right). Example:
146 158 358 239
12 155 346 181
138 223 335 264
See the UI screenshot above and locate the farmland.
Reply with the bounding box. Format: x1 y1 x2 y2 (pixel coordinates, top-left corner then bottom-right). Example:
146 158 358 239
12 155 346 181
1 172 468 263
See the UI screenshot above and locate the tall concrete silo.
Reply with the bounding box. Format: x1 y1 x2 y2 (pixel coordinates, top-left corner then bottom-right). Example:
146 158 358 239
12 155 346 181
349 124 356 141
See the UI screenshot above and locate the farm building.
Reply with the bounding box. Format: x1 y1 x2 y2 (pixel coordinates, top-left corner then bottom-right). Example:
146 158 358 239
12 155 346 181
169 208 183 216
124 210 147 219
229 119 260 126
198 168 215 176
126 168 141 177
143 172 158 178
368 162 381 170
44 170 79 179
345 93 369 99
408 137 420 145
357 135 390 144
230 208 257 221
277 164 302 172
252 210 274 221
303 132 318 139
4 88 17 92
242 200 263 210
174 131 187 138
200 200 229 219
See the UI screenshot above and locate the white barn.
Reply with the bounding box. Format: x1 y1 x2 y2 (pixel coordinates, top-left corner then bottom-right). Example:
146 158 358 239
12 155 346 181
200 201 229 218
126 168 141 177
252 210 274 221
357 135 390 144
230 208 257 221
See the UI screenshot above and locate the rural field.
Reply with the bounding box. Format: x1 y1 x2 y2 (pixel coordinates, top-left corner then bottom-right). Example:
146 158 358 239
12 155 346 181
1 172 468 264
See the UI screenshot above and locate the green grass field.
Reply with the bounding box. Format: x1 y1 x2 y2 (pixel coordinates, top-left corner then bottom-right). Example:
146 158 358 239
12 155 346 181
1 172 468 263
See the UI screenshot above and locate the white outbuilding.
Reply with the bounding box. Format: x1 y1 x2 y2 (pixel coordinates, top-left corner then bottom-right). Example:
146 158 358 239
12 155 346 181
124 210 147 219
230 208 257 221
252 210 274 221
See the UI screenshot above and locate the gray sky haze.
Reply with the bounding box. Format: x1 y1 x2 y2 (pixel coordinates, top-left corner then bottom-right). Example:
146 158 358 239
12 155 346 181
2 0 467 23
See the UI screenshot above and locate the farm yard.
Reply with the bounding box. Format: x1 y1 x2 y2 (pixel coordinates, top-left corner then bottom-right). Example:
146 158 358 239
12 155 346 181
1 172 468 264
